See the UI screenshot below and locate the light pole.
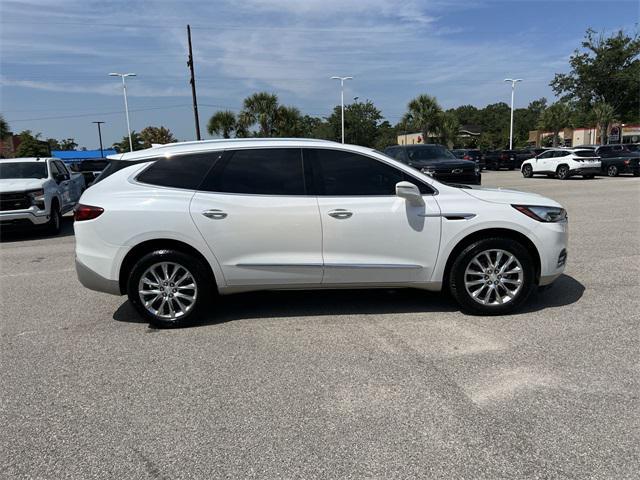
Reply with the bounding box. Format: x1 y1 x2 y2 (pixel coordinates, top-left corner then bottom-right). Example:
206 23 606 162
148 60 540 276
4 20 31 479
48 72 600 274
331 76 352 143
504 78 522 150
109 72 136 151
92 121 105 158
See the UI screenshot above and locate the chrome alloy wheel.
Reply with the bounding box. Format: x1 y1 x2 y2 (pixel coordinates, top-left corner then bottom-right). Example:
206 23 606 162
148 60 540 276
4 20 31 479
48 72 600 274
463 249 524 306
138 262 198 320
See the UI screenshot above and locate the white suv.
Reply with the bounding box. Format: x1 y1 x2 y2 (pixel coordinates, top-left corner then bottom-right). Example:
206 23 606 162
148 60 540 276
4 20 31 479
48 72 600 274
521 148 601 179
75 139 568 327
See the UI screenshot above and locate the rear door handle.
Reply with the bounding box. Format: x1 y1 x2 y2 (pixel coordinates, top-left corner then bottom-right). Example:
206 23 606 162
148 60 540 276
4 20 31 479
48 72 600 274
328 209 353 219
202 209 228 220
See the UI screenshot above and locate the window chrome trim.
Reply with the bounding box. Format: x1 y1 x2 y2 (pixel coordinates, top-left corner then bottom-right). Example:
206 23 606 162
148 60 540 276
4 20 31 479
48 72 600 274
236 263 423 270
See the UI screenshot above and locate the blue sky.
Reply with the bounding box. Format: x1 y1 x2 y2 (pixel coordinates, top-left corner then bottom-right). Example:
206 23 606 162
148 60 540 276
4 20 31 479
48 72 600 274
1 0 637 148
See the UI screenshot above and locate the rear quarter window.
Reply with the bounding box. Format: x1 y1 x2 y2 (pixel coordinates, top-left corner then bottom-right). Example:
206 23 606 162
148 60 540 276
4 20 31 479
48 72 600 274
136 153 221 190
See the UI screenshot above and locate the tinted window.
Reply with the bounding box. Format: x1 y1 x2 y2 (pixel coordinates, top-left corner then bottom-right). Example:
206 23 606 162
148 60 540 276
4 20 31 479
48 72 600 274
93 159 149 185
0 162 48 179
537 151 553 159
407 146 456 161
137 153 219 189
203 148 304 195
553 151 569 158
54 161 70 178
306 148 432 196
574 150 598 158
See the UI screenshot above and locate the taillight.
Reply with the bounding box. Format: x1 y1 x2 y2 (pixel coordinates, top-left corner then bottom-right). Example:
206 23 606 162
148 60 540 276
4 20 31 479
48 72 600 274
624 160 630 165
463 155 471 160
74 204 104 221
501 153 508 160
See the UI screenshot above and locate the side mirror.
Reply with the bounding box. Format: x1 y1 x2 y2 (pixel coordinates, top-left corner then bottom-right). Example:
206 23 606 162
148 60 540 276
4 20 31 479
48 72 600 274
54 173 65 183
396 181 424 206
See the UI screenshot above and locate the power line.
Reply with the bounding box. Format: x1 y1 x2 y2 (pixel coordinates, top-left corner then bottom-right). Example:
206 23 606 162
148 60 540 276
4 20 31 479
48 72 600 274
7 104 190 123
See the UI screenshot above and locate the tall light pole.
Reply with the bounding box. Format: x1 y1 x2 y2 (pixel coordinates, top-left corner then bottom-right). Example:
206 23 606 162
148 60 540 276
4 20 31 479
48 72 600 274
504 78 522 150
109 72 136 151
331 76 352 143
92 121 105 158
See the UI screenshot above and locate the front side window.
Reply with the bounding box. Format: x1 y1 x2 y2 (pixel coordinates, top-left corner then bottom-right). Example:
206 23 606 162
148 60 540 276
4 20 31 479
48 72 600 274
305 148 432 196
137 153 220 190
202 148 305 195
0 162 48 179
537 151 553 159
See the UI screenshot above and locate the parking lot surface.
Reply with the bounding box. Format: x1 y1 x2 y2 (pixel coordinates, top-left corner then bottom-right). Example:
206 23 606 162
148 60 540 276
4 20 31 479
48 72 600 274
1 171 639 479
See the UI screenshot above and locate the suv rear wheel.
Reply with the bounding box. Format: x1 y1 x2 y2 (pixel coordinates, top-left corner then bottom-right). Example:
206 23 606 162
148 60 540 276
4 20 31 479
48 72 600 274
449 238 535 315
127 249 214 328
556 165 570 180
607 165 618 177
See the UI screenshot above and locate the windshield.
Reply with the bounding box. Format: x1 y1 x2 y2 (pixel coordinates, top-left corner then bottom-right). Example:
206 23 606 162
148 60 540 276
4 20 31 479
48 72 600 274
408 147 457 161
0 162 48 179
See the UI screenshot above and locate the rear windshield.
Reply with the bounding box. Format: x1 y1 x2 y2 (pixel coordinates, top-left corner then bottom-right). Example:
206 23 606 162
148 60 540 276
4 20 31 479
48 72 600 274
0 162 48 179
574 150 599 158
92 159 150 184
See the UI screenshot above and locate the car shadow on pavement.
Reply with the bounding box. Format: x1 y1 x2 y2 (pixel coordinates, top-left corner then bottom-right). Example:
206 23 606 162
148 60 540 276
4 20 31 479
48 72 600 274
0 216 74 243
113 274 585 328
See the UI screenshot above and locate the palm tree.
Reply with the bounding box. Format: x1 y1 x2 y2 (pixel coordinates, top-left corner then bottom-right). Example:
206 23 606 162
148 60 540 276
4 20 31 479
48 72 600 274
239 92 279 137
592 101 616 145
274 106 304 137
0 114 10 140
207 110 237 139
438 112 459 148
538 102 571 147
402 94 442 144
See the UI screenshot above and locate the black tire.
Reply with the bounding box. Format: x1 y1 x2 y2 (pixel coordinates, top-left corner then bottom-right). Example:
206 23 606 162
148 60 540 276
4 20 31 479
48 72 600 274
127 249 215 328
633 171 640 177
46 202 62 234
522 164 533 178
449 238 536 315
556 165 570 180
583 174 594 179
607 165 618 177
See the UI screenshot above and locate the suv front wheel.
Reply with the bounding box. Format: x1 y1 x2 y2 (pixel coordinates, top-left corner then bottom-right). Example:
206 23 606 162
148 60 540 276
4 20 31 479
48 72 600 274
449 238 535 315
127 249 214 328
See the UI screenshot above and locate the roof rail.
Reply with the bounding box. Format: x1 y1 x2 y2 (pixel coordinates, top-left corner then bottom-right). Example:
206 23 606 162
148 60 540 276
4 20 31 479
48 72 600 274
150 137 338 149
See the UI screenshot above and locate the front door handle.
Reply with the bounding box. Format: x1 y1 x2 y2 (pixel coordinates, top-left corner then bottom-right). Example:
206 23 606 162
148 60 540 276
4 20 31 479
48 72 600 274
328 209 353 219
202 209 228 220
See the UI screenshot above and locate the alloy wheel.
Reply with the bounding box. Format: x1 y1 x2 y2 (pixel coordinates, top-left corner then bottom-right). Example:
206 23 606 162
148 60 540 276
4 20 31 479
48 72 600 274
463 249 524 306
607 165 618 177
138 262 198 320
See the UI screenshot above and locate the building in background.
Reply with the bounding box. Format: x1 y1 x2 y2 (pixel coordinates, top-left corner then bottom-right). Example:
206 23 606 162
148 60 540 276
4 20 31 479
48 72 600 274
0 133 20 158
397 125 481 146
528 124 640 147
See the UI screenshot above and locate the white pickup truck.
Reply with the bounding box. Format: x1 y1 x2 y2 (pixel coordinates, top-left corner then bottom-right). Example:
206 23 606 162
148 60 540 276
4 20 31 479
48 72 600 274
0 157 85 234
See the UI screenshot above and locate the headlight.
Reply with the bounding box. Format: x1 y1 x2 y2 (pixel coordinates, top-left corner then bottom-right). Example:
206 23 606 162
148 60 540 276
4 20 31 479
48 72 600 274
27 189 45 208
512 204 567 222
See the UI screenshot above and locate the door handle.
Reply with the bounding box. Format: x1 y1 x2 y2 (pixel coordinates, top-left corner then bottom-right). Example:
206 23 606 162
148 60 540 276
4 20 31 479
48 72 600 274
202 209 228 220
328 209 353 219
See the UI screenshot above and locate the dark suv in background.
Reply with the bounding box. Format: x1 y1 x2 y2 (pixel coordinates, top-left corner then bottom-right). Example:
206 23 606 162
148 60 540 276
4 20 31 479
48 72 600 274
384 144 481 185
576 144 640 176
451 149 485 170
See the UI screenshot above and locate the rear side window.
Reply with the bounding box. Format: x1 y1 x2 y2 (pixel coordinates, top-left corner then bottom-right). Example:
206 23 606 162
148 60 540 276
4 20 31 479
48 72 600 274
574 150 598 158
93 159 149 185
201 148 305 195
136 153 220 190
305 148 433 196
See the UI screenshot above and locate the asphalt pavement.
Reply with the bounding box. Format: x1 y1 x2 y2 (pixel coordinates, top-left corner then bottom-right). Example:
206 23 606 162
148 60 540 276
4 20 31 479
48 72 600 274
1 171 639 479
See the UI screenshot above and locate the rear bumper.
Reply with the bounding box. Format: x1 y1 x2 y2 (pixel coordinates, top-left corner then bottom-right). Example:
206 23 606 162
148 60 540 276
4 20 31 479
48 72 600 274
569 167 600 176
75 257 121 295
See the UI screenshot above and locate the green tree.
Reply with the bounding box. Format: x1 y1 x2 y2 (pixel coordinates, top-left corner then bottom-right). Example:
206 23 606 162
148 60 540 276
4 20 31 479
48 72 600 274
592 101 616 145
59 138 78 150
46 138 61 151
402 94 442 143
273 106 306 137
239 92 280 136
538 102 572 147
207 110 237 139
112 131 144 152
551 28 640 122
0 114 10 140
437 112 459 148
374 121 398 151
15 130 50 157
140 126 176 148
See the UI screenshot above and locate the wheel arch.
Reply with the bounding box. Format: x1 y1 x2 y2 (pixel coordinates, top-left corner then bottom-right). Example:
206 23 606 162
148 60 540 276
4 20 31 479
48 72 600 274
118 238 217 295
441 228 541 288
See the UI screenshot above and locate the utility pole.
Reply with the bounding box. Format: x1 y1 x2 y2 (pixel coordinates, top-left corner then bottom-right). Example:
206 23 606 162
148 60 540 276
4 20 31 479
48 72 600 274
187 25 201 141
109 73 136 151
92 121 105 157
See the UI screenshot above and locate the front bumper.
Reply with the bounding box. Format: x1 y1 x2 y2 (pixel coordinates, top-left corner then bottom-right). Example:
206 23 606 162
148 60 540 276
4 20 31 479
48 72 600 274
75 257 121 295
0 207 49 227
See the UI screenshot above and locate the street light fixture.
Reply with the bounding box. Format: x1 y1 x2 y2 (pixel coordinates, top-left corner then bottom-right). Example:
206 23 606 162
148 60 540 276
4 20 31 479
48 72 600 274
92 121 105 158
109 72 136 152
504 78 522 150
331 76 352 143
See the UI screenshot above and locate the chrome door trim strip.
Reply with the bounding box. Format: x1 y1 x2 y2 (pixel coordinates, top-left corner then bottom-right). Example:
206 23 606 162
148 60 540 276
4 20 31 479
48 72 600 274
236 263 323 268
324 263 423 270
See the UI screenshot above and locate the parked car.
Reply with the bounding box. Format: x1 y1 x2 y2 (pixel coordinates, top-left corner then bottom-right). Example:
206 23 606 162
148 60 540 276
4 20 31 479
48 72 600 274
384 144 481 185
0 157 85 233
482 150 515 170
503 149 541 168
625 143 640 153
451 149 485 170
520 148 601 180
75 139 568 327
575 144 640 177
69 159 109 187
